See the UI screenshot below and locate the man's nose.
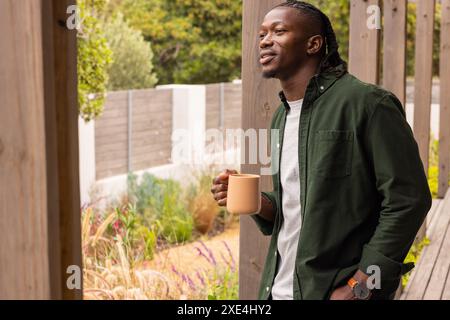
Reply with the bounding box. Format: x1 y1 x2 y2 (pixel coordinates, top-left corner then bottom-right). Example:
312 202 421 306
259 34 273 48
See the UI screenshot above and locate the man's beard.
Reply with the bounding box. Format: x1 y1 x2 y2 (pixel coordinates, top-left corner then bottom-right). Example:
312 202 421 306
262 70 278 79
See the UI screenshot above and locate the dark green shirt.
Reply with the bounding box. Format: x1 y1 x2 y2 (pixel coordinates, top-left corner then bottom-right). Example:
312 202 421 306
251 64 432 300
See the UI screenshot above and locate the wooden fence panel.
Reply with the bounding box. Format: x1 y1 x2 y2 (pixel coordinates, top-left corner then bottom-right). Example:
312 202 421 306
95 91 129 180
206 84 221 130
131 89 172 171
95 89 173 179
205 83 242 131
224 83 242 130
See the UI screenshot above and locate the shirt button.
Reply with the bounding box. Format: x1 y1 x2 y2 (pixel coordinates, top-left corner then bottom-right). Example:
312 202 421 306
277 143 280 149
266 286 270 292
274 251 277 257
320 86 325 91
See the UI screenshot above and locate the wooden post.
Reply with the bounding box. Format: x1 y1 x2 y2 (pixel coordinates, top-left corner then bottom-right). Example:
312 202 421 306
0 0 82 299
382 0 407 106
0 0 51 299
349 0 381 84
414 0 436 241
438 0 450 198
382 0 407 300
413 0 435 176
41 0 62 299
240 0 281 299
42 0 83 299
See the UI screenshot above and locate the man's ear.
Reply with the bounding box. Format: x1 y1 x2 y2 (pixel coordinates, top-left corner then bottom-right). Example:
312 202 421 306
306 35 324 56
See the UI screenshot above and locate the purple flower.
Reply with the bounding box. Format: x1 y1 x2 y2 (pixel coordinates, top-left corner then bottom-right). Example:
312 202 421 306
195 270 206 286
222 241 236 271
195 246 212 265
171 264 181 277
198 240 217 266
186 275 197 291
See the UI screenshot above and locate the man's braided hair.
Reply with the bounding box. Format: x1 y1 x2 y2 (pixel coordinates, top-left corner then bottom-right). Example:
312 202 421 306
275 0 347 73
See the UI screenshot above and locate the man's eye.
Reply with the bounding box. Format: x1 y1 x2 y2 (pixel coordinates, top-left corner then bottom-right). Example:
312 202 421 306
275 29 286 34
259 34 266 39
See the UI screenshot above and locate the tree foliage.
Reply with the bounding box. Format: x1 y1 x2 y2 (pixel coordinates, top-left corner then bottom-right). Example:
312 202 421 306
78 0 113 121
308 0 350 63
106 0 242 84
80 0 442 101
103 13 158 91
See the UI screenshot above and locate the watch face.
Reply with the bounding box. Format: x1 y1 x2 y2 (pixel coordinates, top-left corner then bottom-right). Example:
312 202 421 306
354 283 371 300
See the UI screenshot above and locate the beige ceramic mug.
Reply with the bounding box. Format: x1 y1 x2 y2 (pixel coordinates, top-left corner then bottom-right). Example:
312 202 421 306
226 174 261 215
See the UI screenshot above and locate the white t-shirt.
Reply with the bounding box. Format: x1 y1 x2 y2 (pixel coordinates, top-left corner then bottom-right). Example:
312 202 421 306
271 98 303 300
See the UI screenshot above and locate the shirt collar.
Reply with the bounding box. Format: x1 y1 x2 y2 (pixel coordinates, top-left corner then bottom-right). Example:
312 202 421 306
278 64 347 111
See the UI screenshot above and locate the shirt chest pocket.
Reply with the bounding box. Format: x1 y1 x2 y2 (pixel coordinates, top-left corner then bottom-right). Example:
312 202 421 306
313 130 354 179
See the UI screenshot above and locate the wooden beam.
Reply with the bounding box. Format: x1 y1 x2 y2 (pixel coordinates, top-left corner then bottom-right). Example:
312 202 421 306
43 0 83 299
0 0 51 299
41 0 62 300
349 0 381 84
382 0 407 105
438 0 450 198
240 0 281 300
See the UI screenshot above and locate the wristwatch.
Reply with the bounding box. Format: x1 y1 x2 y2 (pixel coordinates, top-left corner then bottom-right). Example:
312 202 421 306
347 277 371 300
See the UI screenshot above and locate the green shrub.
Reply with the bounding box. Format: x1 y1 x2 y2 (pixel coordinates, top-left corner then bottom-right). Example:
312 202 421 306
135 225 157 260
428 166 439 199
207 267 239 300
127 173 193 244
77 0 113 121
127 172 162 223
402 237 430 288
157 179 193 244
103 13 158 91
427 137 450 199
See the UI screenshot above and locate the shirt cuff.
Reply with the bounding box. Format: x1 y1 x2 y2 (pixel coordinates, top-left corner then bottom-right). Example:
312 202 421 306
250 191 277 236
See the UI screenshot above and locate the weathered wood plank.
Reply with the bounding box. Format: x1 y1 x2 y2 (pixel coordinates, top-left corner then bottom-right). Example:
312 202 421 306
96 132 128 145
96 119 128 130
423 207 450 299
442 257 450 299
132 158 171 172
400 199 443 300
439 0 450 198
427 199 444 238
427 199 441 227
131 129 172 141
131 146 171 160
382 0 407 105
402 191 450 299
95 141 128 153
96 106 128 120
349 0 381 84
131 88 172 101
105 91 128 101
